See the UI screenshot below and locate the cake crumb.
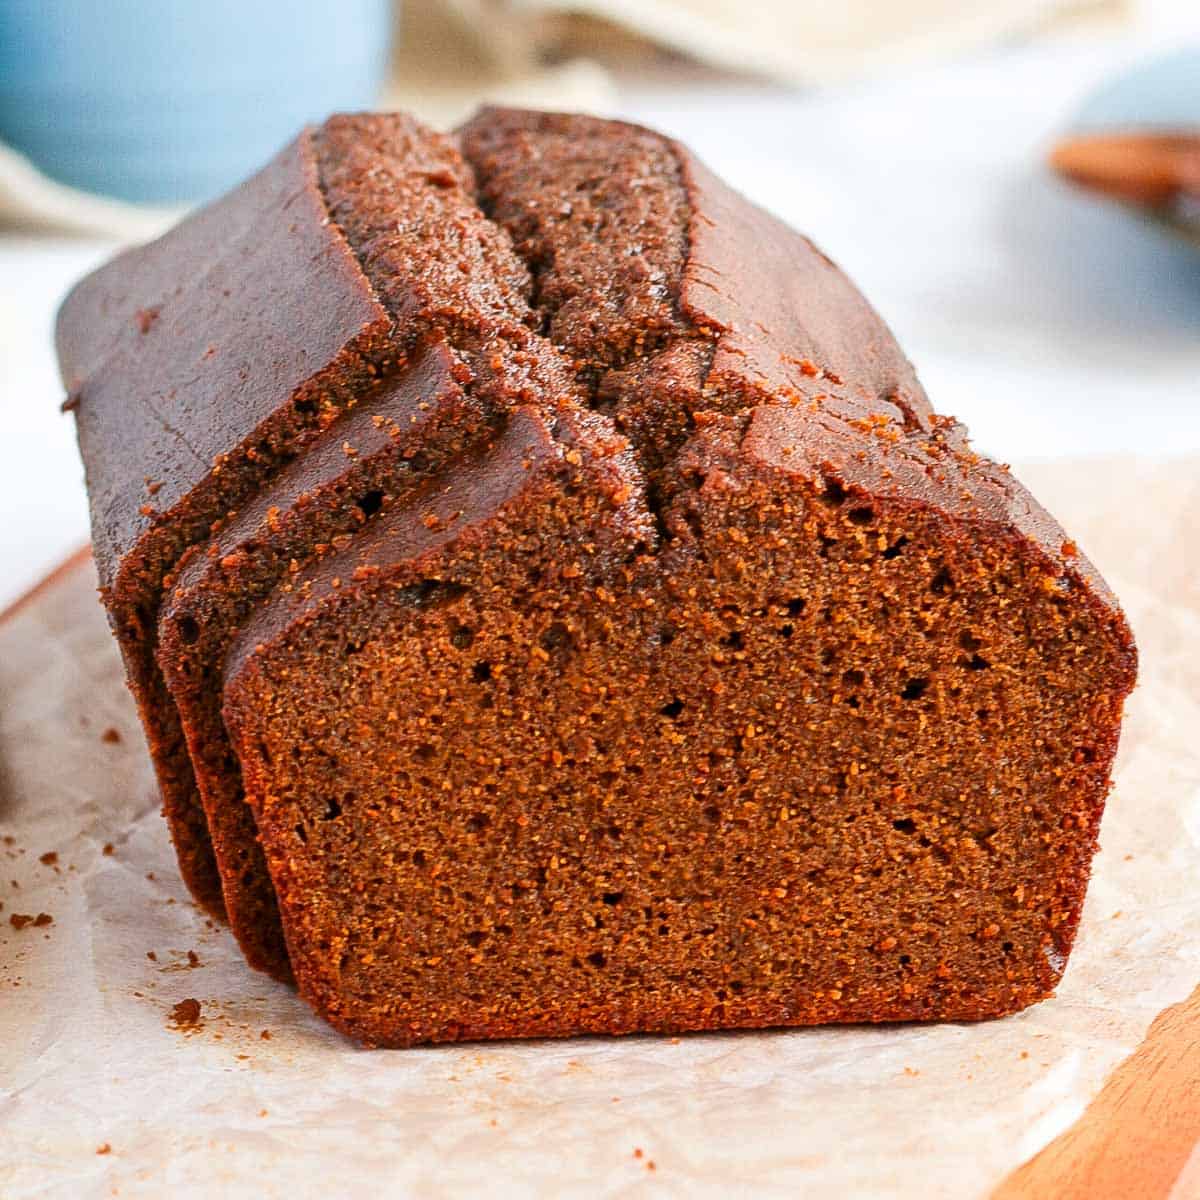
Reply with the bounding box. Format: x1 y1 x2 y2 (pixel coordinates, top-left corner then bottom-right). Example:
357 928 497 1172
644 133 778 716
39 851 58 866
96 1143 111 1155
260 1029 272 1040
633 1148 643 1159
101 728 122 744
102 844 115 856
170 998 202 1029
147 951 157 962
9 912 52 930
187 950 200 967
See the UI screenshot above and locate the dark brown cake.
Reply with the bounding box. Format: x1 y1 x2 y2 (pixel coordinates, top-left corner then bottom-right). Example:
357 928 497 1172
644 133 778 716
60 107 1137 1048
156 341 488 977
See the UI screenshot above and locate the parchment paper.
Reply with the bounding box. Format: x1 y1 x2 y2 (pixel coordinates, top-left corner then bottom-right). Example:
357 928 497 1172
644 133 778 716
2 456 1197 1199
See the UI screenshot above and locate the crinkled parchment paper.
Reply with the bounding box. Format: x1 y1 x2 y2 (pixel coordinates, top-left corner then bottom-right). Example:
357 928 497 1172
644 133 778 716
1 456 1197 1199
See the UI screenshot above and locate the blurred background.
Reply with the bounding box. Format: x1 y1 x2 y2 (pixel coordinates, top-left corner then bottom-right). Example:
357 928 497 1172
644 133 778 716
1 0 1197 609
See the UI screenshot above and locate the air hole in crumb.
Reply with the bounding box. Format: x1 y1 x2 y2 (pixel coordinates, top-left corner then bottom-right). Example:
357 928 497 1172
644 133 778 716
587 952 607 968
892 818 917 835
930 567 953 595
450 624 475 650
660 698 684 718
465 931 487 948
779 623 795 638
723 629 745 651
702 805 721 824
899 954 912 965
881 536 909 560
294 824 307 845
1002 941 1014 953
963 655 990 671
540 621 572 654
177 616 200 645
847 506 875 526
787 597 807 617
356 490 384 518
900 677 929 701
414 743 436 763
602 891 624 906
412 850 428 868
656 625 677 646
821 478 847 505
467 813 491 832
681 506 704 540
841 669 865 689
472 662 493 683
323 797 343 820
958 630 983 652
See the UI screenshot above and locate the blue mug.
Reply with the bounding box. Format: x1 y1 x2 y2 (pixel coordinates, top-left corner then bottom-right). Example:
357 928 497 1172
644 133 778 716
0 0 394 204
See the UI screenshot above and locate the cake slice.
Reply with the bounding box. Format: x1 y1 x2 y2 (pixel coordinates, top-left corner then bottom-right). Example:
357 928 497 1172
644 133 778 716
156 342 489 977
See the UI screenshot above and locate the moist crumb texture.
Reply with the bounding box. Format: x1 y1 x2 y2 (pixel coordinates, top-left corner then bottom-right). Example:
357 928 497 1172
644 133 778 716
59 106 1136 1047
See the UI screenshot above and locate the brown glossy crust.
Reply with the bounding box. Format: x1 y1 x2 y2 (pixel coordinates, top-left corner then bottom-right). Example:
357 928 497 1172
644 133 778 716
63 108 1137 1046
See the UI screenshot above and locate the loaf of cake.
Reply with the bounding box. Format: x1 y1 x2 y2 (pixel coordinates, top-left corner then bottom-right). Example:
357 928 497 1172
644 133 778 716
58 108 1137 1047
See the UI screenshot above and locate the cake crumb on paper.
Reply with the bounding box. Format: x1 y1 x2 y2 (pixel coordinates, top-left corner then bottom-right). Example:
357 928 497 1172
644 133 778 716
170 998 203 1029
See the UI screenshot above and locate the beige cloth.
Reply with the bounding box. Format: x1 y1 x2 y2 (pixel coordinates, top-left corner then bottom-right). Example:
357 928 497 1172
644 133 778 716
0 0 1124 235
0 454 1196 1198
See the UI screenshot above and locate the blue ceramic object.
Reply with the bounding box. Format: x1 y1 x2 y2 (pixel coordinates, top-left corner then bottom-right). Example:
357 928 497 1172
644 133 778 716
0 0 394 204
1074 47 1200 132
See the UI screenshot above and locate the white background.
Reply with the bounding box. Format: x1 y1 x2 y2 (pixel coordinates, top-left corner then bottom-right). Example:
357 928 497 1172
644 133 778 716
2 30 1197 610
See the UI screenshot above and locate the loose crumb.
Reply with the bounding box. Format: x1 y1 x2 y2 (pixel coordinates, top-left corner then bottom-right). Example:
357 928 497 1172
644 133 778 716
101 728 122 745
9 912 52 930
102 843 115 856
170 998 202 1028
260 1029 272 1040
633 1148 643 1159
96 1143 111 1156
187 950 200 967
39 852 58 866
147 951 157 961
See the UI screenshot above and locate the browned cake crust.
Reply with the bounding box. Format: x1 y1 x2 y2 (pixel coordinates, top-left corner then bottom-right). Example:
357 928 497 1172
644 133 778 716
60 108 1136 1046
